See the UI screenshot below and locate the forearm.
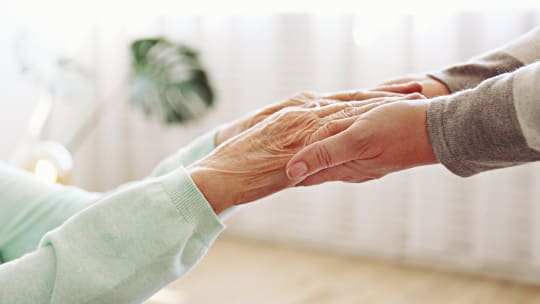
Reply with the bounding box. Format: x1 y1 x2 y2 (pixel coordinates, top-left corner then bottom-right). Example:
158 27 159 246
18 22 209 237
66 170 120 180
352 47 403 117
0 167 224 304
428 26 540 93
0 127 220 262
0 164 100 261
427 61 540 177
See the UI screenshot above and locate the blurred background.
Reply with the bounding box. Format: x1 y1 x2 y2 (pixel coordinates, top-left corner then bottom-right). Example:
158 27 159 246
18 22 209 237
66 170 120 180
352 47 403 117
2 0 540 303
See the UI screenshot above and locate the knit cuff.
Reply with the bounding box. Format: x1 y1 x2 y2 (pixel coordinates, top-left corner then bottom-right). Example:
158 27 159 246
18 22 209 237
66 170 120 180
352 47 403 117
160 167 225 246
427 52 523 94
426 97 476 177
426 72 540 177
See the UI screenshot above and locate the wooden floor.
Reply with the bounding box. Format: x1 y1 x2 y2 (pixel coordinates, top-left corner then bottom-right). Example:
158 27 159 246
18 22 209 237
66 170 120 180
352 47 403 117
146 236 540 304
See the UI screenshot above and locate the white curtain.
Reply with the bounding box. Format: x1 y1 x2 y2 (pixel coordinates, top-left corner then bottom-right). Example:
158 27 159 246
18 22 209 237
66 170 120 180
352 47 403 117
3 9 540 283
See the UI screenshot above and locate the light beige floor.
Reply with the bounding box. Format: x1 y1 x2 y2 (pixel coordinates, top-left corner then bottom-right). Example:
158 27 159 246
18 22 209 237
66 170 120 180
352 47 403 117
146 236 540 304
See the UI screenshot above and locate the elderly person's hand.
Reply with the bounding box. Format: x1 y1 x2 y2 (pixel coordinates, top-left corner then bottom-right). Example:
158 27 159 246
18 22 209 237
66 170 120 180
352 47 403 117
214 82 422 146
285 95 437 186
189 93 423 213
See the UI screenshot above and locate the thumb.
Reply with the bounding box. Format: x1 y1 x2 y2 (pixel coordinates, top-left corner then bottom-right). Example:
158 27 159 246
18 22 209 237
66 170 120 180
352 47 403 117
286 130 356 180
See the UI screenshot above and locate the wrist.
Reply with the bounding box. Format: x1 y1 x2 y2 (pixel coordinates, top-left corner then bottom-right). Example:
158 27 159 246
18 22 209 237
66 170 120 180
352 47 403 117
188 166 235 214
422 76 451 98
411 100 438 166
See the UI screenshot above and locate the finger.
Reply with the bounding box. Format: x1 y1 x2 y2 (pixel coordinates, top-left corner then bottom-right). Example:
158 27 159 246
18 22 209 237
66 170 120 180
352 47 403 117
404 92 426 100
387 92 426 101
314 93 422 118
372 81 422 94
301 99 338 109
298 165 374 186
297 165 345 186
313 97 393 117
307 116 357 145
323 100 384 122
378 76 418 86
321 90 403 101
286 130 356 179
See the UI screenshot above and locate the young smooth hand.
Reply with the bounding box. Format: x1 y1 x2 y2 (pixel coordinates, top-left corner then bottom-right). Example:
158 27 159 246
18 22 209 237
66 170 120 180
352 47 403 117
377 75 450 98
285 95 438 186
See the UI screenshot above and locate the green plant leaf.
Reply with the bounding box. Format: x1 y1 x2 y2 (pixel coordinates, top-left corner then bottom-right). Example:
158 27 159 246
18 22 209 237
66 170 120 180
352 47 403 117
130 37 214 124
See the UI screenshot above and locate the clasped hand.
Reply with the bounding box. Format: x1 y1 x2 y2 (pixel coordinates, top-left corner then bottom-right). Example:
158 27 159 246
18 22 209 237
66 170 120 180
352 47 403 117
189 82 431 213
286 95 438 186
284 78 443 186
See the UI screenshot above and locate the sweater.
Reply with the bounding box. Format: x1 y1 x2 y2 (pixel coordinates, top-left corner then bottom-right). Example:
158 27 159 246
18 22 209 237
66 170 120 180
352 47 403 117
427 26 540 176
0 129 222 304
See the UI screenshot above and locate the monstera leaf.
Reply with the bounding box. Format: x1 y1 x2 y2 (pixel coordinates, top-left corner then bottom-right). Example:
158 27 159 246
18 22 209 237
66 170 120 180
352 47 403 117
131 38 214 123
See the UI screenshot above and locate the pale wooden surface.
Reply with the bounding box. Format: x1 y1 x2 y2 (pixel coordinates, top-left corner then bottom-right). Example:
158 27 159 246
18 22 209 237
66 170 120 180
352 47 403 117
146 236 540 304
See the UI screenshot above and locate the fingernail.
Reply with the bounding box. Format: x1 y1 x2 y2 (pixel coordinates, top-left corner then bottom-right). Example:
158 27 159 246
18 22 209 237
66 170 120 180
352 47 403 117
288 161 308 178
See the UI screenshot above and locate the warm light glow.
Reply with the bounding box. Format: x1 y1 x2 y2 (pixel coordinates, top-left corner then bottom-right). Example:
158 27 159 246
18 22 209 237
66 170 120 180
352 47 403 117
146 289 185 303
34 159 58 184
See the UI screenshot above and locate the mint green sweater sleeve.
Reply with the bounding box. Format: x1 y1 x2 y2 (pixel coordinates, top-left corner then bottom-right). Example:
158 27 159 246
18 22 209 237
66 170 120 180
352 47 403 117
0 129 225 303
0 129 217 261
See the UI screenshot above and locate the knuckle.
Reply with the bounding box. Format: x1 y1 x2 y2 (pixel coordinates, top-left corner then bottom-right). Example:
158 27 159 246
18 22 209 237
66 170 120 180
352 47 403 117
306 98 332 109
278 108 302 120
342 107 358 118
313 143 333 169
314 124 333 141
294 90 317 100
324 121 338 134
351 90 368 100
306 128 325 145
267 109 302 135
332 105 349 122
324 120 345 136
347 107 361 116
303 101 319 108
334 104 352 115
305 132 317 145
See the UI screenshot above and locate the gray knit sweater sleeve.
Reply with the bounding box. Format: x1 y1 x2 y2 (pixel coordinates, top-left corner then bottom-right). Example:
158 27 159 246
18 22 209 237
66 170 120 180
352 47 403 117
427 61 540 177
428 26 540 93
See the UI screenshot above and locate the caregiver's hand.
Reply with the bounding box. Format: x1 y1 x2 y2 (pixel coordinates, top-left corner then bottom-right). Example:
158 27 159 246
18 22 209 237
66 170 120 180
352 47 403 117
285 95 438 186
189 94 417 213
376 75 450 98
214 82 422 146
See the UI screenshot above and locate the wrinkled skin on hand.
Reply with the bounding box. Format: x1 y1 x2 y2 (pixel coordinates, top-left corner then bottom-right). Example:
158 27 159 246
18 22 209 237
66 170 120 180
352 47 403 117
215 92 321 146
190 96 410 211
211 110 322 202
215 82 422 146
